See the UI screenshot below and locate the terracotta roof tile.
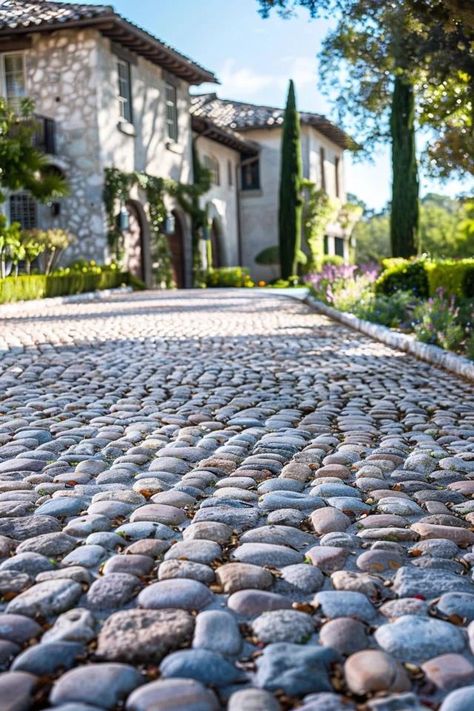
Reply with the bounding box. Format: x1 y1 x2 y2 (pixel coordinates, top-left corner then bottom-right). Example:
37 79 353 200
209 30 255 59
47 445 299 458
191 93 353 149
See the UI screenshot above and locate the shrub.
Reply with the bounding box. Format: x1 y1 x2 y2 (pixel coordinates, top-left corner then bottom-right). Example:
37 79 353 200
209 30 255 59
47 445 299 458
425 258 474 298
205 267 254 288
355 291 416 328
376 257 474 299
413 290 465 351
255 245 279 265
375 259 429 298
0 268 130 304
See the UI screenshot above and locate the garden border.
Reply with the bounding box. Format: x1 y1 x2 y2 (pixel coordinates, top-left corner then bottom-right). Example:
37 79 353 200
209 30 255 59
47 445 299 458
304 294 474 382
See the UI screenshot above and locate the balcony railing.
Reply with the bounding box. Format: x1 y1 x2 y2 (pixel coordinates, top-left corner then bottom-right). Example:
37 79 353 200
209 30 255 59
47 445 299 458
32 114 56 155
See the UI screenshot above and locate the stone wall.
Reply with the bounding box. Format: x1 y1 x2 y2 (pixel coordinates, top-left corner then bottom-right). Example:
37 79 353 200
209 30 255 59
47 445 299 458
25 29 107 263
5 27 196 269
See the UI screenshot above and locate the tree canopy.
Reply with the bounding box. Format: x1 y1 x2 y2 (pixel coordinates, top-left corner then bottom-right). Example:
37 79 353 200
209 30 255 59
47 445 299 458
0 98 68 203
258 0 473 179
354 193 474 263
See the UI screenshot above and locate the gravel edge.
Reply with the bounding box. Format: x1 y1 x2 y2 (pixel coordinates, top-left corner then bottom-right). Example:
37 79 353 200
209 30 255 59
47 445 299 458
304 294 474 382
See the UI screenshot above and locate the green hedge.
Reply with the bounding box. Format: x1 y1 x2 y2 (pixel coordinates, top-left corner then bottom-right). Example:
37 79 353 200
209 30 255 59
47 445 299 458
205 267 253 287
425 259 474 298
375 259 429 298
0 270 131 304
375 258 474 299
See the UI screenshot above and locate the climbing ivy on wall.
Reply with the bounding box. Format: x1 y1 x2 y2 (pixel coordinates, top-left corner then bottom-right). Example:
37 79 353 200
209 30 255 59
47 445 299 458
103 160 211 288
302 179 339 271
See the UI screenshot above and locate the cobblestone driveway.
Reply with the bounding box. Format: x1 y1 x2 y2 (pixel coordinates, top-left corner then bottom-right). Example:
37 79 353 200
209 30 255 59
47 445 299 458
0 290 473 711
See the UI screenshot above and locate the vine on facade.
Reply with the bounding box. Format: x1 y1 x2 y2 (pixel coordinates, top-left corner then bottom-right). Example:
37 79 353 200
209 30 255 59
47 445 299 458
103 161 211 288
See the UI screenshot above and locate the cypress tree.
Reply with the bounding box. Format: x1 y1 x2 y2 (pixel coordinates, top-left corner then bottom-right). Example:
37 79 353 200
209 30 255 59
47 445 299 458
279 80 303 279
390 75 419 257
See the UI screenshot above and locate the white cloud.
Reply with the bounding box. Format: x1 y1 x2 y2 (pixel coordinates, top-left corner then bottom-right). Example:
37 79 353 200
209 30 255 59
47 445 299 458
215 55 318 104
218 59 279 98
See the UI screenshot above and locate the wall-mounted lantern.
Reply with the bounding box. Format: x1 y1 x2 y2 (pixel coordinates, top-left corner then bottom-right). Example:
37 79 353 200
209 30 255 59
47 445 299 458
50 201 61 218
117 206 130 232
163 212 175 235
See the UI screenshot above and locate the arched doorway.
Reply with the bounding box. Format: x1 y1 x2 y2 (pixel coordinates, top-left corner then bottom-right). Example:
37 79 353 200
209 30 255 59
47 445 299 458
123 201 146 281
210 217 222 268
167 210 185 288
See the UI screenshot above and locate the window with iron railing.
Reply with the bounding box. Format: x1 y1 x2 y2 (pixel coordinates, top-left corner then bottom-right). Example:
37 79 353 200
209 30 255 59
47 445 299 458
9 193 37 229
32 115 56 155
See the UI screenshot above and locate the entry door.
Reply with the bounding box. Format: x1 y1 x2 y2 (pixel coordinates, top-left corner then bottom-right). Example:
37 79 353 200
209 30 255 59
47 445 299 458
167 213 185 288
123 203 145 281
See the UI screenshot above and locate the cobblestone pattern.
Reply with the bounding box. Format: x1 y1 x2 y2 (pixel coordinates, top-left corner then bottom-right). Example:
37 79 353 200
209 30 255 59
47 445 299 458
0 290 473 711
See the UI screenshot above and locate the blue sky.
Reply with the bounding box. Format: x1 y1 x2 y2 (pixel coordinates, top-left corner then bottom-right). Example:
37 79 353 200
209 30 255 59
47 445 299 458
70 0 470 209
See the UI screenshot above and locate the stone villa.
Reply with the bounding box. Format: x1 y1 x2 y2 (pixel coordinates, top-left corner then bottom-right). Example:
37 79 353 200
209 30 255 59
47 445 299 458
0 0 352 286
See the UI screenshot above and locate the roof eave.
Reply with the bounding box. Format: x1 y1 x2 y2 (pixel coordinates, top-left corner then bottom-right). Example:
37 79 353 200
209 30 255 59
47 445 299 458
0 12 217 85
192 115 258 157
234 120 354 151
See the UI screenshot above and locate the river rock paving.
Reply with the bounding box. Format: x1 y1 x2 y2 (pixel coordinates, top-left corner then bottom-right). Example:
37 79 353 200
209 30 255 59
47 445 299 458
0 288 473 710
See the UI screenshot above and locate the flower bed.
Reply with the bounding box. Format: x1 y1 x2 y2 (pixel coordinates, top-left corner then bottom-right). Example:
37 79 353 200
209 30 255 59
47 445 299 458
306 259 473 360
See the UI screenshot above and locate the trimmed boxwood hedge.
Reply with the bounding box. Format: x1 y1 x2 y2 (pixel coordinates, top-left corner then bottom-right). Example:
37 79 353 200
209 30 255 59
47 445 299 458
0 270 132 305
375 258 474 299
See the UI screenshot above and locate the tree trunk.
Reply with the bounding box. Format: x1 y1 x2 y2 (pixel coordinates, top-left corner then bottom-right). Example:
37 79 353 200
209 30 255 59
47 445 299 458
279 80 303 279
390 75 419 257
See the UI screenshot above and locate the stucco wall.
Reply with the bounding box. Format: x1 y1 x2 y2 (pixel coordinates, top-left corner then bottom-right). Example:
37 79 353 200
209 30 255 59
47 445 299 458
195 134 240 266
22 29 107 262
237 124 348 279
304 125 345 202
96 35 192 185
238 128 281 281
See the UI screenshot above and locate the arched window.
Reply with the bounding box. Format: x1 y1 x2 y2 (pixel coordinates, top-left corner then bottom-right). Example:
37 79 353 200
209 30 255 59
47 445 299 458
9 193 37 229
203 155 220 186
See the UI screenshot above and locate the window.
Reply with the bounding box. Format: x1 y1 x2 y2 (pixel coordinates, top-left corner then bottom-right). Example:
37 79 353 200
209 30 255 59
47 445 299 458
117 58 133 123
335 156 340 198
227 160 233 187
2 53 26 110
9 193 37 229
165 82 178 142
204 155 220 186
241 157 260 190
323 234 329 255
335 236 345 257
320 147 326 192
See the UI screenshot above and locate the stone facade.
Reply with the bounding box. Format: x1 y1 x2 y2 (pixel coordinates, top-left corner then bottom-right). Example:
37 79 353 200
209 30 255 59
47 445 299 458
8 29 107 263
2 26 195 285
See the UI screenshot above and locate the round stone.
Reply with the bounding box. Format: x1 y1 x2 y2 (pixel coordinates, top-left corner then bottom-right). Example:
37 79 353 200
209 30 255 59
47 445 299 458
126 678 219 711
138 579 213 611
375 615 466 662
252 609 315 643
344 650 411 695
97 609 194 662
